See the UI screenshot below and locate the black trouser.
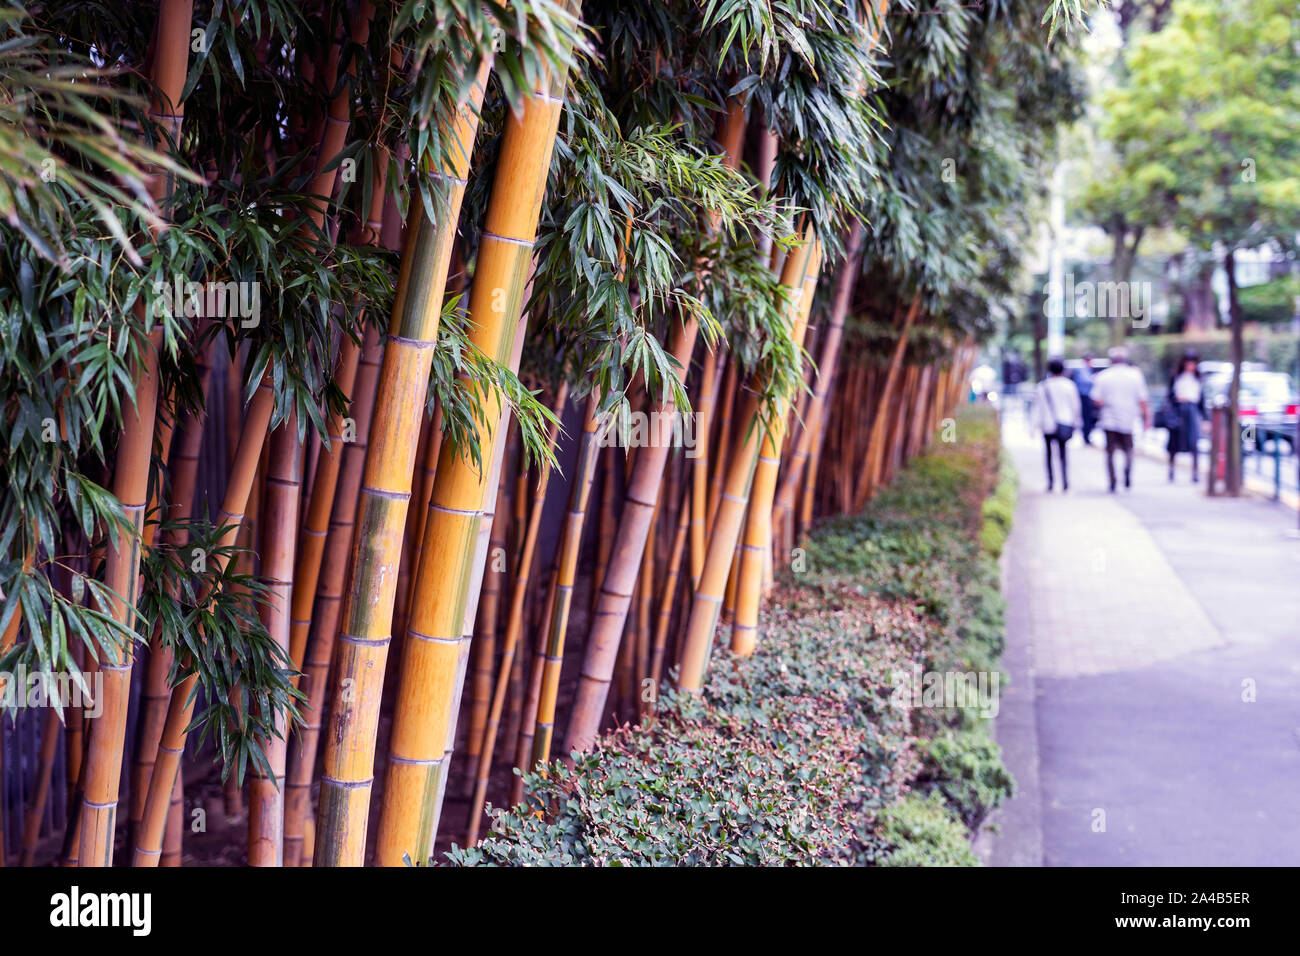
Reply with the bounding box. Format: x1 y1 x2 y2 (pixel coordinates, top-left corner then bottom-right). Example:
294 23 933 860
1104 429 1134 490
1080 397 1098 442
1044 433 1068 489
1167 401 1200 479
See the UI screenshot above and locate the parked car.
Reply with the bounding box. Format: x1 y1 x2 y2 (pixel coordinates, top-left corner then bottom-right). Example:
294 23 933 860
1204 369 1298 453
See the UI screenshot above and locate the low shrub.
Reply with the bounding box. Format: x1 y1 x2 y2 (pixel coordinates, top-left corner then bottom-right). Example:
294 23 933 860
979 452 1018 558
448 406 1015 866
876 793 979 867
916 730 1016 831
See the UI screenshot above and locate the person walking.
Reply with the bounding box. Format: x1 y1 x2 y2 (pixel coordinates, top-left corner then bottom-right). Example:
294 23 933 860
1002 350 1028 416
1166 350 1206 483
1072 352 1099 444
1032 358 1083 492
1091 345 1151 493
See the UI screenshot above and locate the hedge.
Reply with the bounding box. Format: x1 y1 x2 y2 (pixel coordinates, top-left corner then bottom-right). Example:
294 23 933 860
446 405 1015 866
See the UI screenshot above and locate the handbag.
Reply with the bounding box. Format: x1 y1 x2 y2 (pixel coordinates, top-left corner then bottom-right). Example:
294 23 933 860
1155 401 1180 431
1042 381 1075 441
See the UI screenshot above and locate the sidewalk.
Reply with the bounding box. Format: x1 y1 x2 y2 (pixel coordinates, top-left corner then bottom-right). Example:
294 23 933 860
989 410 1300 866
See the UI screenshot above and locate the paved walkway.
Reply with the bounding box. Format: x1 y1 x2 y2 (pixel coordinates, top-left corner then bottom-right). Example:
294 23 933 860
989 409 1300 866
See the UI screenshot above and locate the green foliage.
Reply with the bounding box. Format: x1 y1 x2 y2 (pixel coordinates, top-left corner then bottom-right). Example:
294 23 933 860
450 406 1014 866
875 793 979 867
843 0 1084 351
527 68 792 419
1238 275 1300 326
1099 0 1300 256
138 517 304 784
979 452 1018 558
0 6 191 266
917 731 1015 831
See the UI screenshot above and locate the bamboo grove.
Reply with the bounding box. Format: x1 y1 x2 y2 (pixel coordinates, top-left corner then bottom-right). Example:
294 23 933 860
0 0 1083 866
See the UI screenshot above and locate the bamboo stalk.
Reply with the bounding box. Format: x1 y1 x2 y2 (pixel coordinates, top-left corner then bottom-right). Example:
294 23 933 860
800 380 834 530
591 448 616 618
313 64 492 867
562 316 700 753
77 0 194 867
128 346 212 856
509 557 557 808
462 446 514 797
132 379 275 865
371 53 569 865
853 294 920 511
247 415 303 866
707 356 739 528
463 384 568 845
559 99 746 751
161 766 183 866
520 395 599 773
282 326 383 867
650 479 691 688
689 350 720 587
19 705 59 865
635 500 657 708
772 220 864 543
731 236 824 654
65 641 83 816
676 226 818 691
288 340 362 681
427 313 528 847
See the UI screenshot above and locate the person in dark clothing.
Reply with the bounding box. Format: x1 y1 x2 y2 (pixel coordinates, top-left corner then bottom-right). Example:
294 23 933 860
1002 351 1028 413
1166 351 1206 482
1072 353 1099 444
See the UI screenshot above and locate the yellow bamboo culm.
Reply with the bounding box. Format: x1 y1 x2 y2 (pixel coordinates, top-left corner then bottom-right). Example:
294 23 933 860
526 396 601 772
689 350 720 588
128 366 209 857
283 326 383 867
772 220 866 545
312 66 491 867
462 457 513 797
373 53 573 867
676 225 818 692
731 235 823 655
76 0 194 868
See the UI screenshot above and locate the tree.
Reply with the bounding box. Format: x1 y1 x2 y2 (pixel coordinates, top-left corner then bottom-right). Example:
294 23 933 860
1102 0 1300 490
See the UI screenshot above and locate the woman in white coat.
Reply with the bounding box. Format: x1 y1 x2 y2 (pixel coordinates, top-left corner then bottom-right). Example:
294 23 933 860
1032 358 1083 492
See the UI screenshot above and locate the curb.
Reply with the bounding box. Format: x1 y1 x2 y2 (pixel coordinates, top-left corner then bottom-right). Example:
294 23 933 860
981 460 1045 867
